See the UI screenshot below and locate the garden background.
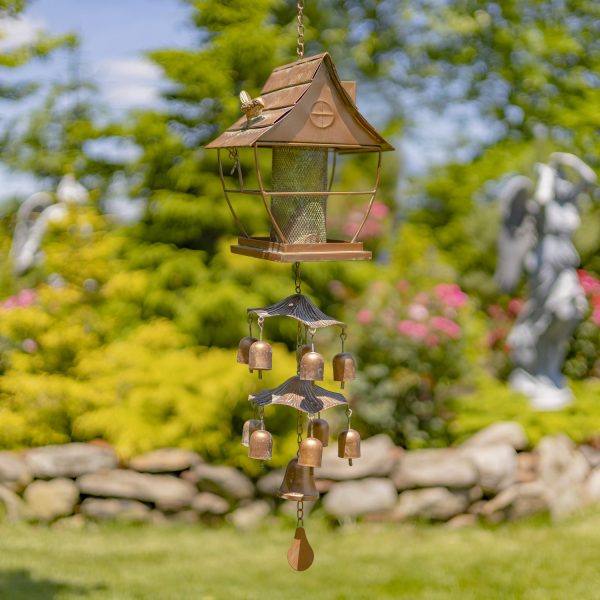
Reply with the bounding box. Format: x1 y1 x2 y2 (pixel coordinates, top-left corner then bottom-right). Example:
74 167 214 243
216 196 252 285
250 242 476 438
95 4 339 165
1 1 600 598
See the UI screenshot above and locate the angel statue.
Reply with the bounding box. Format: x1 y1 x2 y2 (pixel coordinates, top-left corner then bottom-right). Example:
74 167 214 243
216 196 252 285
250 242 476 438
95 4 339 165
496 153 597 410
10 174 89 276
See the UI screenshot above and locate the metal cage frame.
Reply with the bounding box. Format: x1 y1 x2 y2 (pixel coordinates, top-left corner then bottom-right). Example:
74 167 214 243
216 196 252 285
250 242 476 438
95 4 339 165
217 144 382 262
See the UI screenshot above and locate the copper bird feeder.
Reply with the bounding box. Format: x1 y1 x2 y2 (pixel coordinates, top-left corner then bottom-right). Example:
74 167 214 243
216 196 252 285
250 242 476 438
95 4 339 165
205 0 393 573
206 53 393 263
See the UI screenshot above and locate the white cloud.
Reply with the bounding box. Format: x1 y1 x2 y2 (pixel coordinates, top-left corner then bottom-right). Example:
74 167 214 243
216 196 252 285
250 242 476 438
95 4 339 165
0 16 44 51
95 57 163 110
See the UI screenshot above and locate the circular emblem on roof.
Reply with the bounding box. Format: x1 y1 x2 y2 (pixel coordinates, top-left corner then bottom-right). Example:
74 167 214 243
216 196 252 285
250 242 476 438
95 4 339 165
310 100 335 129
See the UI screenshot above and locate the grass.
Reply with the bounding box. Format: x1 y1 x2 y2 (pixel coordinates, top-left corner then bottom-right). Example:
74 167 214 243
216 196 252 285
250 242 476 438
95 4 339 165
2 513 600 599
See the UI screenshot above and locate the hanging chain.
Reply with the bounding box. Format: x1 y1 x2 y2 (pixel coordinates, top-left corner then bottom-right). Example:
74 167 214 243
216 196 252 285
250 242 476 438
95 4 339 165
294 262 302 294
296 0 305 59
346 407 353 428
296 410 303 455
248 314 253 337
257 316 265 340
340 329 347 353
296 321 303 375
296 500 304 527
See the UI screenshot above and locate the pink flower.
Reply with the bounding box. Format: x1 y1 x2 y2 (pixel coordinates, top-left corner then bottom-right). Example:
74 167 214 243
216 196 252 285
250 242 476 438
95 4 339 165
1 288 37 310
408 304 429 321
508 298 524 317
425 333 440 348
22 338 38 353
578 270 600 295
397 320 428 340
592 306 600 327
370 201 390 219
434 283 468 308
396 280 409 292
357 309 374 325
430 316 462 339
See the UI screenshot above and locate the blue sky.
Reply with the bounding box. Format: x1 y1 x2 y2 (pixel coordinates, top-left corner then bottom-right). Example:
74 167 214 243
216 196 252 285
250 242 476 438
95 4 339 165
0 0 196 198
0 1 494 201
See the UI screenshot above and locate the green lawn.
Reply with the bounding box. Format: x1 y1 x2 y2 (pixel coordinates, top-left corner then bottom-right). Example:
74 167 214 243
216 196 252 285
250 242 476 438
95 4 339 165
1 513 600 599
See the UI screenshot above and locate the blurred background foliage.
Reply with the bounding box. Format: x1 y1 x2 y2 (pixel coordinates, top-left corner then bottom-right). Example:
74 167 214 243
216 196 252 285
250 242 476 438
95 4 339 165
0 0 599 466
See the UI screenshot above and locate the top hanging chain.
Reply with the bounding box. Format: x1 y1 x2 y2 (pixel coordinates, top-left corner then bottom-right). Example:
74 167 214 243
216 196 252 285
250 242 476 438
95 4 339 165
296 0 305 59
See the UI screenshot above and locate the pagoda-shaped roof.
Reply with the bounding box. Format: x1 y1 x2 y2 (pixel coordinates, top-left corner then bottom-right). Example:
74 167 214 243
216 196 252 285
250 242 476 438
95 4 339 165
206 53 393 152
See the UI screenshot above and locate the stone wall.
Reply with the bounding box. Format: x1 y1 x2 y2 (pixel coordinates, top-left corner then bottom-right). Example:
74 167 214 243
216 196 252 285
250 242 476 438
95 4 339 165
2 422 600 529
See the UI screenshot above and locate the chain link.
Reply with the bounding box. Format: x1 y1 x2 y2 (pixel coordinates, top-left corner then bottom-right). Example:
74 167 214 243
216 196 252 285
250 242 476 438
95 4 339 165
296 500 304 527
296 410 303 455
294 262 301 294
296 321 303 375
340 329 347 352
296 0 305 59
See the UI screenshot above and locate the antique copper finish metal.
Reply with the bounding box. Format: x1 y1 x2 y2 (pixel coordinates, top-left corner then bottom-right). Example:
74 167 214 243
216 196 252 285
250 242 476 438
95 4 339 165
300 351 324 381
249 293 343 328
298 436 323 468
206 53 393 264
237 336 258 364
311 418 329 447
241 419 262 447
338 428 361 465
332 352 356 389
278 457 320 501
248 340 272 377
297 344 312 362
288 527 314 571
248 428 273 461
250 375 346 413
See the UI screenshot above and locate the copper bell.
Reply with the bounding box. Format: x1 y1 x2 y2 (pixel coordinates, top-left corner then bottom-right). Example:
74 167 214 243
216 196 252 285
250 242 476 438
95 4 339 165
298 436 323 468
248 340 272 378
241 419 262 447
311 418 329 447
248 428 273 460
277 458 319 501
333 352 356 389
237 336 258 365
338 429 361 466
300 351 324 381
297 344 312 362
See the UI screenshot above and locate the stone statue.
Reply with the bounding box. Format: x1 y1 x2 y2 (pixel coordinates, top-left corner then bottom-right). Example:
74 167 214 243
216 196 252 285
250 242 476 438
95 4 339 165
496 153 597 410
10 174 89 276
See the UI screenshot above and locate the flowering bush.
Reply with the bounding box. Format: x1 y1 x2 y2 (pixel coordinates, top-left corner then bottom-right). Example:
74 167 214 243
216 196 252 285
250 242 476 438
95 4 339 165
485 270 600 380
348 280 469 448
564 270 600 379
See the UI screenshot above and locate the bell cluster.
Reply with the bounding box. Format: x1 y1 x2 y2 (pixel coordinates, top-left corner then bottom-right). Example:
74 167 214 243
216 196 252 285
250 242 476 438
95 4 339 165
237 324 362 503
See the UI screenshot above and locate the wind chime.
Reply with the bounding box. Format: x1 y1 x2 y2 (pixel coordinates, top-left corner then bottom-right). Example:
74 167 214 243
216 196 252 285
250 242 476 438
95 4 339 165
206 0 393 571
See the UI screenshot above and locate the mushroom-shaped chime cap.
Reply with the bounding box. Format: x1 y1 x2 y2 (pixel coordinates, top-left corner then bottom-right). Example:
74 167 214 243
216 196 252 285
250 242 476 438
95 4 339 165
278 458 319 501
298 436 323 468
338 428 361 462
248 340 272 372
241 419 263 447
300 351 324 381
333 352 356 388
248 429 273 461
237 336 258 364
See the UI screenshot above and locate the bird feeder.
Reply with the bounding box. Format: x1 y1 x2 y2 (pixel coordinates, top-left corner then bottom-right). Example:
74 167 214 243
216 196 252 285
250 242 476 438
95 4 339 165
206 52 393 263
204 8 393 573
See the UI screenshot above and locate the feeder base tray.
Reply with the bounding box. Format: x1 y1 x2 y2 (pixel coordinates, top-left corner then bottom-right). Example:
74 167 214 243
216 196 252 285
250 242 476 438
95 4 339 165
231 237 371 262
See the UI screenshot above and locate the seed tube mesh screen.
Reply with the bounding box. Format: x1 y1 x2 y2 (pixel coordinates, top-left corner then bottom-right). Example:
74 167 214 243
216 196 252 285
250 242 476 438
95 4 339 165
271 147 328 243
